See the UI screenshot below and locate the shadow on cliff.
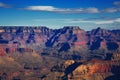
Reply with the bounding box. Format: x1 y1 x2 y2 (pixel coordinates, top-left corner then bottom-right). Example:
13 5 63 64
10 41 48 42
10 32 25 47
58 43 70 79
62 62 82 80
105 65 120 80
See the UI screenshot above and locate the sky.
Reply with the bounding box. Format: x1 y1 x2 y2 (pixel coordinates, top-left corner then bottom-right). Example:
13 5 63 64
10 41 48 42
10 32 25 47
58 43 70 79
0 0 120 30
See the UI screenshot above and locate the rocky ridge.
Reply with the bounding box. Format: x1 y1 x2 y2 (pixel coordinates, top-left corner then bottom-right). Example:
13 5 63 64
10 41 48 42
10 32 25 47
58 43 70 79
0 26 119 55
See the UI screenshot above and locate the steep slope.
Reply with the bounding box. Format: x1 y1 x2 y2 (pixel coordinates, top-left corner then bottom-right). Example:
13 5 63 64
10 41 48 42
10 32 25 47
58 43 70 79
0 26 120 80
87 27 120 51
46 26 87 52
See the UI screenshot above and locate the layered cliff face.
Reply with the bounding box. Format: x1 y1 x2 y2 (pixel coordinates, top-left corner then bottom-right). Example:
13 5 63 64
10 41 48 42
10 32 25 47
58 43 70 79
0 26 120 80
43 53 120 80
0 26 53 45
0 26 54 54
0 26 120 54
45 26 87 53
0 26 120 61
87 27 120 51
69 53 120 80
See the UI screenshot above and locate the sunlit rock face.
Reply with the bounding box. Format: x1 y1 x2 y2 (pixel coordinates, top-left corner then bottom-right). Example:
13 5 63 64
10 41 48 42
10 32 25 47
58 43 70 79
62 60 75 69
43 53 120 80
64 53 120 80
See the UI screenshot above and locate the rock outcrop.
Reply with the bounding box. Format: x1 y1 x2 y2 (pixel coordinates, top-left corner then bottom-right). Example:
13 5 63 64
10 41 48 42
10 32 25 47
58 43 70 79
0 26 120 80
87 27 120 50
0 26 120 54
43 53 120 80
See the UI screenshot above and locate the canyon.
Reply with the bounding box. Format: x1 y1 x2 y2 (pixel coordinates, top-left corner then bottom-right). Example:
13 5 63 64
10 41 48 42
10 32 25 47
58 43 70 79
0 26 120 80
